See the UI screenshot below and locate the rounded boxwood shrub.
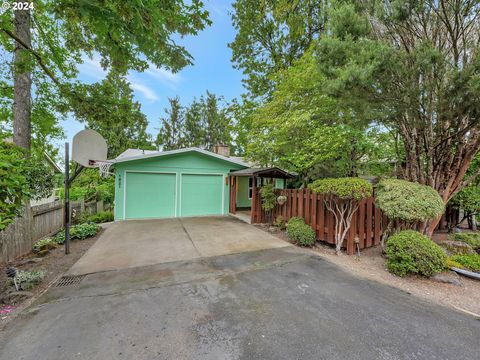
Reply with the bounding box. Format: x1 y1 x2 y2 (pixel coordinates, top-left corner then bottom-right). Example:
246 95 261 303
386 230 446 277
376 179 444 223
286 217 316 246
308 177 373 201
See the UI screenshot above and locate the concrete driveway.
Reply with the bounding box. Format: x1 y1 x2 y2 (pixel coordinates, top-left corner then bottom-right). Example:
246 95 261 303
69 216 290 275
1 218 479 359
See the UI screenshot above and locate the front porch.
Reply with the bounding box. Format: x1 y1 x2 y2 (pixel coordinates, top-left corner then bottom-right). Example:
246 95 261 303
230 209 252 224
228 167 295 224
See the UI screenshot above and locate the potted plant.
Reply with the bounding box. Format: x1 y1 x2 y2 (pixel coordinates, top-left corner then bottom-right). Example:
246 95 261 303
277 195 287 205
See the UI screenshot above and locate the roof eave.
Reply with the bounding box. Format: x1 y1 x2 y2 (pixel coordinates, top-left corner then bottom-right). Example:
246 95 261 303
112 147 250 167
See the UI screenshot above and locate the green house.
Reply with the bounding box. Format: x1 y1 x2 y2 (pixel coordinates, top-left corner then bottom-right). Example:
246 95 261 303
113 147 293 221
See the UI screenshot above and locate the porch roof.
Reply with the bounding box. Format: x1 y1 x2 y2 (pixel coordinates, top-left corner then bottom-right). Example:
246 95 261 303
229 167 295 179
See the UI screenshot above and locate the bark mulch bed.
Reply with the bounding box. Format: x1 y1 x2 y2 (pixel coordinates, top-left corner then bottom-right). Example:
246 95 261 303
0 228 103 328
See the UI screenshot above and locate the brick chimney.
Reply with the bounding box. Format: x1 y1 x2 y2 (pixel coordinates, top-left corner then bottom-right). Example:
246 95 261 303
213 144 230 157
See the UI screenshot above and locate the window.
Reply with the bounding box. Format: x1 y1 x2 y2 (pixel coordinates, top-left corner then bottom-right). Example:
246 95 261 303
248 177 253 199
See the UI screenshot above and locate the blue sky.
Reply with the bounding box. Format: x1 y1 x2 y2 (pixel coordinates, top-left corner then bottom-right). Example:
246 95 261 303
62 0 244 146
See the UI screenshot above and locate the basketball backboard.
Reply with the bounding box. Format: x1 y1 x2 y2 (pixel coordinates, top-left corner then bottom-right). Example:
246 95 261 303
71 129 107 168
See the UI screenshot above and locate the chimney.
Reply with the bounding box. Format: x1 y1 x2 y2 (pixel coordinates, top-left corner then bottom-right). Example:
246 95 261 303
213 144 230 157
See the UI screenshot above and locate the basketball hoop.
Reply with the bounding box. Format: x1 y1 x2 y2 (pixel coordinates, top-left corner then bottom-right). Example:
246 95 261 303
91 160 114 178
64 129 110 255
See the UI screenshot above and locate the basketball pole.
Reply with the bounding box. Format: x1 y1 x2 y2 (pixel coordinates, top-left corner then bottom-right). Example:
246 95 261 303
64 142 84 255
64 142 70 255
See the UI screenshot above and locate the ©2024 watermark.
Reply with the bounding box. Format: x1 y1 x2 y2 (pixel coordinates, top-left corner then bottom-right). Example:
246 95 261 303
1 1 34 13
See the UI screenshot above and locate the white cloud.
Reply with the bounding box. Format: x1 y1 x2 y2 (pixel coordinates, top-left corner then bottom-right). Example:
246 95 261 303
78 55 162 102
129 81 159 101
78 54 107 80
144 62 181 89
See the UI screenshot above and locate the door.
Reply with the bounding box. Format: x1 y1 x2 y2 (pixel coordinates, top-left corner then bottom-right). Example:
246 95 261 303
181 174 223 217
125 172 176 219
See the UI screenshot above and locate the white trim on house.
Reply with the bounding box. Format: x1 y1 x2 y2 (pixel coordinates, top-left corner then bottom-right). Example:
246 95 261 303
113 147 250 167
123 170 178 220
179 172 226 217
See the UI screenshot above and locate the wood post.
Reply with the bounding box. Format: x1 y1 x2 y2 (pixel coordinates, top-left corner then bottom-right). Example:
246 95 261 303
250 175 257 223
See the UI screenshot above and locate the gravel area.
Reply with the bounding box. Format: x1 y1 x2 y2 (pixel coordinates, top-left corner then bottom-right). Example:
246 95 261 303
257 225 480 317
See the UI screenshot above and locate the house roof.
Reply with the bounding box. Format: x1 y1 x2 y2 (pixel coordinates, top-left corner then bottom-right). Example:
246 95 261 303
115 148 158 160
112 147 250 167
229 167 296 179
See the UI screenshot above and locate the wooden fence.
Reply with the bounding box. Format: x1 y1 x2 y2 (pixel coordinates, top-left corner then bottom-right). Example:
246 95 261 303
251 188 385 255
1 199 110 264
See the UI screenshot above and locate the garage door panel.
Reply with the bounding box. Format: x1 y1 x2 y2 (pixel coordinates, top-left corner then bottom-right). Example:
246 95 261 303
181 174 223 217
126 172 176 219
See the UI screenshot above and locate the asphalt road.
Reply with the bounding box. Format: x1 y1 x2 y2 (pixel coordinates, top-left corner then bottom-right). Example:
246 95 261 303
1 247 478 360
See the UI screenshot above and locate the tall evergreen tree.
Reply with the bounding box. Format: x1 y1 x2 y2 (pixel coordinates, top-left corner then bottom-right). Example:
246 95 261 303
157 97 184 151
183 98 205 148
203 92 231 150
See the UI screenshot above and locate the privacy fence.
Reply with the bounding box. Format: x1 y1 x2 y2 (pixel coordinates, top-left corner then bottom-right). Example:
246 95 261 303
251 189 386 255
0 199 110 264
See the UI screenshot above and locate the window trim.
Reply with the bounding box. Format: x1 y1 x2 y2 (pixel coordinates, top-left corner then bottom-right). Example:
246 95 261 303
248 177 253 199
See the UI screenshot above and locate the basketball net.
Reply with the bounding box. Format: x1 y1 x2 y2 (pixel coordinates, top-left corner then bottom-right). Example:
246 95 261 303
92 160 114 178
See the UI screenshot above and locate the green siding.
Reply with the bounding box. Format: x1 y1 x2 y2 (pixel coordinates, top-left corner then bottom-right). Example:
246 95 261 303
275 178 285 189
236 176 251 208
125 172 176 219
181 174 223 216
235 177 284 209
114 151 246 220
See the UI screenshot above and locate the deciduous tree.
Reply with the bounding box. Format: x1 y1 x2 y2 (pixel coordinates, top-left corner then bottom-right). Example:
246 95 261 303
69 72 153 158
230 0 329 98
315 1 480 235
0 0 211 150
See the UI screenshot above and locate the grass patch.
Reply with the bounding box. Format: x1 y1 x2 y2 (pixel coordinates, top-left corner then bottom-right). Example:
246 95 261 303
450 253 480 272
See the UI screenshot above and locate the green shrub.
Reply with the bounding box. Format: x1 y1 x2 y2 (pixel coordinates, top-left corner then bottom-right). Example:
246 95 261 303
259 183 277 212
386 230 446 277
450 233 480 250
451 254 480 272
287 217 316 246
0 142 30 230
445 258 464 270
53 222 100 244
308 177 373 201
87 211 114 224
287 217 305 227
33 237 57 254
376 179 444 223
10 270 44 290
71 223 100 240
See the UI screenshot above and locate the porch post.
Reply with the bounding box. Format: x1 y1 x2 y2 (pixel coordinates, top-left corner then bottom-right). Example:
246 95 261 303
251 175 257 223
230 176 237 214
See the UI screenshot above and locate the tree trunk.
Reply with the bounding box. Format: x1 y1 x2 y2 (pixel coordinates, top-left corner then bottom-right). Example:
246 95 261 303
13 8 32 150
